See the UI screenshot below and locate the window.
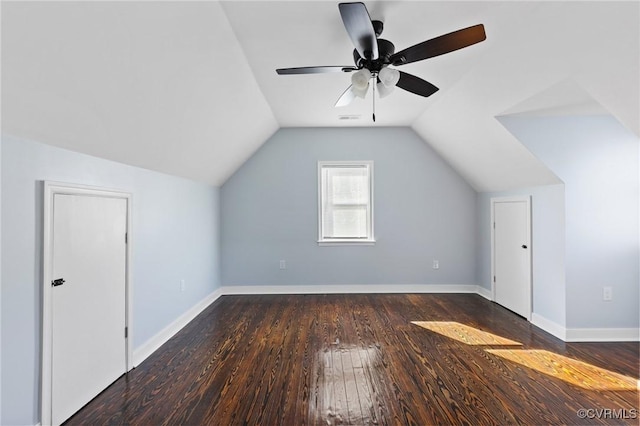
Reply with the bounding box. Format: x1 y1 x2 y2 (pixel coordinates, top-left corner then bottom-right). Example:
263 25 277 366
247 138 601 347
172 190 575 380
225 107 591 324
318 161 374 244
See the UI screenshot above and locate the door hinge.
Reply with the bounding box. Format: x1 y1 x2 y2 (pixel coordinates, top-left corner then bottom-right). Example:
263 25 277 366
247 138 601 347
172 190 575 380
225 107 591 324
493 275 496 283
125 233 128 244
125 327 128 338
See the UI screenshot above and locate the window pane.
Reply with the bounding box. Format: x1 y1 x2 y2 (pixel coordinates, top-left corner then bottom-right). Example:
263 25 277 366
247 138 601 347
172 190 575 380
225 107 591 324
329 168 369 205
319 162 373 242
329 208 367 238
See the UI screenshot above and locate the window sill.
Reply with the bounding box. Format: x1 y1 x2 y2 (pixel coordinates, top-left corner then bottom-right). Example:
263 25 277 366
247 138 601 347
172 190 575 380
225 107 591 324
318 239 376 246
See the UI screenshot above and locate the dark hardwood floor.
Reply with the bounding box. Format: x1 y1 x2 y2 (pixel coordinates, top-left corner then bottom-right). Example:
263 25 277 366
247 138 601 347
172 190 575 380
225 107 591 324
65 294 639 425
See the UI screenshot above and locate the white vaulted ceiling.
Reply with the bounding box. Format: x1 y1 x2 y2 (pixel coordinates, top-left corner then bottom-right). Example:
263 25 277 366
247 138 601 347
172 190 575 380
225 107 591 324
2 1 638 190
1 1 279 185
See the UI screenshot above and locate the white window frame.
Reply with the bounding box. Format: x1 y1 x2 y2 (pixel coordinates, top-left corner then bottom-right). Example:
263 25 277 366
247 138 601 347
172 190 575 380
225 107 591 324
318 161 375 245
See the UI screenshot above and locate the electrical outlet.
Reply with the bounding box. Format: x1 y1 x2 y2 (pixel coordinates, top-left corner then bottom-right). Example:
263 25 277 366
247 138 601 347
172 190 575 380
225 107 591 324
180 279 185 292
279 260 286 270
432 260 439 270
603 286 612 301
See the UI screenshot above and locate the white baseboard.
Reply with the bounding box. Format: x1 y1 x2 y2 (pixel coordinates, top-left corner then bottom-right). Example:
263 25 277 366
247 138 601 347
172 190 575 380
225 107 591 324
565 327 640 342
531 313 639 342
132 285 639 368
131 284 479 367
133 288 223 366
221 283 480 295
475 285 493 300
531 313 567 341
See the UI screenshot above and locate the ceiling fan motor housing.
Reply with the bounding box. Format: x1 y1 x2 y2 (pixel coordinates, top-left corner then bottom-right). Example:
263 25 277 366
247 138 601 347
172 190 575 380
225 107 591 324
353 38 396 73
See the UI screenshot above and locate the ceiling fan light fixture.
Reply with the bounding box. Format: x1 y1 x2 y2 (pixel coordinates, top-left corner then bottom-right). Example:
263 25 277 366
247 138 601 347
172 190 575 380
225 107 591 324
377 81 395 98
379 67 400 87
351 68 371 92
352 83 369 98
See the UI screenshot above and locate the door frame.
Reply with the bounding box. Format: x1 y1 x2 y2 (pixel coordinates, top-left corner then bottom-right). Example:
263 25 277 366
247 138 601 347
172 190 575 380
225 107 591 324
41 181 133 425
490 196 532 320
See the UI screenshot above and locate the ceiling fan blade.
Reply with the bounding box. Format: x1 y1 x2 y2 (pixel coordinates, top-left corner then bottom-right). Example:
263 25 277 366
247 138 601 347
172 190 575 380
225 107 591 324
338 2 379 60
396 71 439 97
391 24 486 66
276 66 357 75
335 85 356 107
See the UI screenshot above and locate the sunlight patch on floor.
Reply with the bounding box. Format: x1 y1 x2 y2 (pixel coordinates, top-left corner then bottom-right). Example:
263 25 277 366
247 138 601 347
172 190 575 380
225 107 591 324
486 349 638 391
412 321 638 391
411 321 522 346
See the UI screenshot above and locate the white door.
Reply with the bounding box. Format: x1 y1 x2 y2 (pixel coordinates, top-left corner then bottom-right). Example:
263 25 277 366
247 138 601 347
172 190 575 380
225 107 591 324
51 193 128 425
492 198 531 319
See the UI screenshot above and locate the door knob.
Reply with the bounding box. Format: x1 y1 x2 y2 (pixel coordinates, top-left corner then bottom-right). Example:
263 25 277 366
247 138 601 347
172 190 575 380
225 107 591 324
521 245 528 249
51 278 66 287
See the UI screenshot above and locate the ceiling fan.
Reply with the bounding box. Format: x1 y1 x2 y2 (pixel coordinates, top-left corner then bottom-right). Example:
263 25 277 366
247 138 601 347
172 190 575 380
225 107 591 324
276 2 486 117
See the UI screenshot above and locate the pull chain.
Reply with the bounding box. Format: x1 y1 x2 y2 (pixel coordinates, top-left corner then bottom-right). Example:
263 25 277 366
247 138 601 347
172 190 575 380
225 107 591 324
372 77 376 122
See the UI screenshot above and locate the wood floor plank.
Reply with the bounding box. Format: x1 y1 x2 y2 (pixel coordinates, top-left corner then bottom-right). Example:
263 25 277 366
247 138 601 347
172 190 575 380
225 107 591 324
65 294 639 426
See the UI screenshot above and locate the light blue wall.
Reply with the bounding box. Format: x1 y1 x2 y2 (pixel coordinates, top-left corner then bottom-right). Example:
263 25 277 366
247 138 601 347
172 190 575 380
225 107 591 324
477 185 567 327
498 115 639 329
1 135 221 425
0 134 3 424
221 127 477 287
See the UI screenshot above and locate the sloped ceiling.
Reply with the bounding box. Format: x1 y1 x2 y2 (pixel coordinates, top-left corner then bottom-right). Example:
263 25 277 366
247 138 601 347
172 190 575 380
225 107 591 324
1 1 279 185
410 1 640 191
499 80 611 118
2 1 638 190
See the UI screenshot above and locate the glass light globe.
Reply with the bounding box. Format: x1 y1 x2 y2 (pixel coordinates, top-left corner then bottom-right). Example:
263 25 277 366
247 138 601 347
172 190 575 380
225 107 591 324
378 67 400 87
